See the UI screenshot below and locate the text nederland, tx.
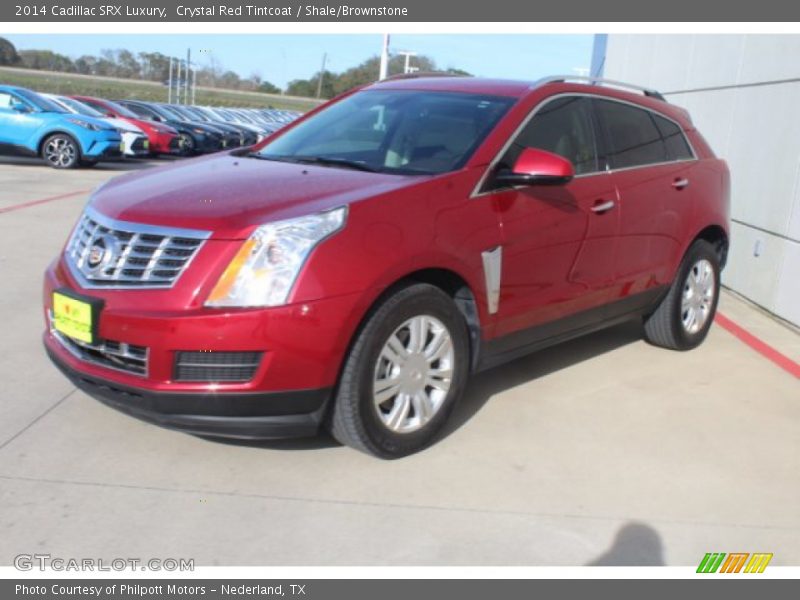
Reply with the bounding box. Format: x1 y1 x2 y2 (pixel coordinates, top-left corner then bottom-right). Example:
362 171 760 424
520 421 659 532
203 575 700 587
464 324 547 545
16 584 304 596
48 5 168 18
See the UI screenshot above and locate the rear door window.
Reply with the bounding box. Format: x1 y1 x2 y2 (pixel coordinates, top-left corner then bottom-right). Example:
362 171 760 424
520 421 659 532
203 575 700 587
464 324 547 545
594 99 667 169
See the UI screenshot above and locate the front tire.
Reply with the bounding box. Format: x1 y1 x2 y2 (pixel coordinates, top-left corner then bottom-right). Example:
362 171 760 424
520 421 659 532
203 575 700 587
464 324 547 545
179 133 196 156
41 134 80 169
643 239 721 350
329 283 470 459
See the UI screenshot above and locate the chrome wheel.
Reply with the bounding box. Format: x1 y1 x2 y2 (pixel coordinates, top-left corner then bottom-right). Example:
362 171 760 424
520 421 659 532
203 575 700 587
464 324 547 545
681 258 715 334
44 136 77 168
373 315 454 434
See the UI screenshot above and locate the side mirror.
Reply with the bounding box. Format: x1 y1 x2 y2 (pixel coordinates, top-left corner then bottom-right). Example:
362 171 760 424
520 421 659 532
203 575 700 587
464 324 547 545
11 102 30 113
495 148 574 186
152 115 163 122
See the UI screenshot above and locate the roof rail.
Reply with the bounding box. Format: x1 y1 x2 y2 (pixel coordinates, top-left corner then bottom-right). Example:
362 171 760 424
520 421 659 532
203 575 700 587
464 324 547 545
379 71 471 82
536 75 666 102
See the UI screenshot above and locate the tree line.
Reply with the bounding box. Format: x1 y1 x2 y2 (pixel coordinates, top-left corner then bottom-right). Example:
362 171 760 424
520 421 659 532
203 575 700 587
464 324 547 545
0 37 469 99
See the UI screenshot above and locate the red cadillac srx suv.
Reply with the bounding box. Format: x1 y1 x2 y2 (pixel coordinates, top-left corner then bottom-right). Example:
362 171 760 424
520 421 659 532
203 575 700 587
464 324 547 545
44 75 730 458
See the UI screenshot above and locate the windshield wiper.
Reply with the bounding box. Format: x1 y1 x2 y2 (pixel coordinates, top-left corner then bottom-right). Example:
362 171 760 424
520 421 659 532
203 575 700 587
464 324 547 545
292 156 381 173
246 153 380 173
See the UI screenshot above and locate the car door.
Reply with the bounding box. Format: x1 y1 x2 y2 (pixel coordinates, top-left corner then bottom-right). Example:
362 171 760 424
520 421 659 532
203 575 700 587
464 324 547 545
0 91 40 149
480 95 620 341
593 98 697 295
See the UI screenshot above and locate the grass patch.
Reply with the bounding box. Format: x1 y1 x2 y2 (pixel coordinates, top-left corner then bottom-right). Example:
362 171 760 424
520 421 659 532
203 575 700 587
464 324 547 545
0 67 320 111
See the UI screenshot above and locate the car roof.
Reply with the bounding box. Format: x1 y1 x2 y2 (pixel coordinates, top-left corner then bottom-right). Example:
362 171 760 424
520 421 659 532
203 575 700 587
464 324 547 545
365 76 533 97
364 76 691 126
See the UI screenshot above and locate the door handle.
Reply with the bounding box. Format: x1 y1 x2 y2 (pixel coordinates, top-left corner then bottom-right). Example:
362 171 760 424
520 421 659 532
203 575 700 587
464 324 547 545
672 178 690 190
590 200 615 213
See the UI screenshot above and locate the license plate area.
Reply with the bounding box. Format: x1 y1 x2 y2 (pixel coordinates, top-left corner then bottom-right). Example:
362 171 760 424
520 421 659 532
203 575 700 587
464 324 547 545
52 288 104 345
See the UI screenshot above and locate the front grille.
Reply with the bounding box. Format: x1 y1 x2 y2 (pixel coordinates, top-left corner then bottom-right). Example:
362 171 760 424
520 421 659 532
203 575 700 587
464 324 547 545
65 207 210 289
175 351 262 382
131 137 148 152
53 329 148 376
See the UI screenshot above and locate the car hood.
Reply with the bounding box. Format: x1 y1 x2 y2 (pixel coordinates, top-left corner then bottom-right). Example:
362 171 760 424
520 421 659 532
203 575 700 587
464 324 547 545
104 117 143 134
56 114 114 131
169 119 222 134
90 153 421 239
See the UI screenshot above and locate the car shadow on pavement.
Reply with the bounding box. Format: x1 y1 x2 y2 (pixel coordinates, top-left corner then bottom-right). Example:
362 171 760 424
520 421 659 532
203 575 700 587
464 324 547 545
585 521 666 566
209 318 644 453
440 318 645 440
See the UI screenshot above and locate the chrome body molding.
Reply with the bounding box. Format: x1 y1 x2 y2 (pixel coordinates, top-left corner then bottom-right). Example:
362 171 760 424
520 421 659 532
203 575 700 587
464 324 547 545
481 246 503 315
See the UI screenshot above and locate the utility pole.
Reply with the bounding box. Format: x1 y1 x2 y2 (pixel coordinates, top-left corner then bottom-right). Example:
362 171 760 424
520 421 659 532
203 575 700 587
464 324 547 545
379 34 390 80
176 59 182 104
316 53 327 99
397 50 417 74
185 48 191 105
168 57 173 103
192 67 197 105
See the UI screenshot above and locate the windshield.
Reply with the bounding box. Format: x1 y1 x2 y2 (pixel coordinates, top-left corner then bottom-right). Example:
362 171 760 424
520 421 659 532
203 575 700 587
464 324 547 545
153 104 185 121
16 89 68 113
95 99 139 119
54 96 104 118
254 89 515 175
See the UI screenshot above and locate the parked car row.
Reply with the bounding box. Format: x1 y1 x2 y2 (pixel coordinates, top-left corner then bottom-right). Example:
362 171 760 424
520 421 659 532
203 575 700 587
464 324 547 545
0 84 301 169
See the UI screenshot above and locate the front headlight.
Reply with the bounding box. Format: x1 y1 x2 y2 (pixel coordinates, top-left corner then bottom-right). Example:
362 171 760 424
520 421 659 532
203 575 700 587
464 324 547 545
192 128 207 135
67 118 102 131
205 207 347 308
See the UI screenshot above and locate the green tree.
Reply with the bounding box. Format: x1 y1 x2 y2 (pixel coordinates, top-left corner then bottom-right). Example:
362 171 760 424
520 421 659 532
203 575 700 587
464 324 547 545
18 49 75 72
287 53 458 99
258 81 282 94
0 37 20 65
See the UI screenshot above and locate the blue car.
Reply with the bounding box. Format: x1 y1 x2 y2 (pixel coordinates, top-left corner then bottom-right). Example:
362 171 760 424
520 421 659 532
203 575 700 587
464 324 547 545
0 85 122 169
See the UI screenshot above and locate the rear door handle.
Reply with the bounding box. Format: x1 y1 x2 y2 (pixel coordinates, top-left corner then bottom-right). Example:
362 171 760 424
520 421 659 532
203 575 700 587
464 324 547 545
672 178 690 190
591 200 616 213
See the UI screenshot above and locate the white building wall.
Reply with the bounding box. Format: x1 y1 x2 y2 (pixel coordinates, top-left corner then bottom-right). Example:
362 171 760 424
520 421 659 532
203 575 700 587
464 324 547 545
600 34 800 326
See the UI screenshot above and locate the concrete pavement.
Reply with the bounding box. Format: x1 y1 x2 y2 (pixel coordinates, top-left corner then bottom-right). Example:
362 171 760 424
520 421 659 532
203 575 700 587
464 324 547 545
0 156 797 567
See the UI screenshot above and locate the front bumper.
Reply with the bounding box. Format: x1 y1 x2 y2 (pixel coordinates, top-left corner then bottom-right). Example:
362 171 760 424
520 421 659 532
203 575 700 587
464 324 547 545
84 139 123 160
47 346 330 439
122 132 150 157
42 256 366 439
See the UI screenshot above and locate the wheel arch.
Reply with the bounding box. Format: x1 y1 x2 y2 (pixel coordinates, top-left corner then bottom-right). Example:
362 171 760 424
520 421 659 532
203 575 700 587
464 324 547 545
342 267 484 384
37 130 84 158
692 224 729 269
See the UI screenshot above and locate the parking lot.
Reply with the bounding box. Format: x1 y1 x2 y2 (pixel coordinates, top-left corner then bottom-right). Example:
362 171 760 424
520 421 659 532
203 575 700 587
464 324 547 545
0 156 798 567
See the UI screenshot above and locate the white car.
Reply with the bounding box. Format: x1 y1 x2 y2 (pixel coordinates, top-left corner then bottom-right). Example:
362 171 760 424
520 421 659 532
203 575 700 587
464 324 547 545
42 93 150 157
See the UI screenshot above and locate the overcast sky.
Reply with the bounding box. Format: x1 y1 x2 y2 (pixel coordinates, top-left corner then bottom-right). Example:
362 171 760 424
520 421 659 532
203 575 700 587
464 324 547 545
2 34 594 88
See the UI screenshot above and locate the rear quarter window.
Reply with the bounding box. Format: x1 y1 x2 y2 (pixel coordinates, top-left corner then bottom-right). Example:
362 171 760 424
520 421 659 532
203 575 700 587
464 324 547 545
652 114 694 160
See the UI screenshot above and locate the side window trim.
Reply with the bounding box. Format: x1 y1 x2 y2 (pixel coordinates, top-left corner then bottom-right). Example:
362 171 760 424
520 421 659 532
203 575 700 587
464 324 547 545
471 92 698 199
590 96 697 173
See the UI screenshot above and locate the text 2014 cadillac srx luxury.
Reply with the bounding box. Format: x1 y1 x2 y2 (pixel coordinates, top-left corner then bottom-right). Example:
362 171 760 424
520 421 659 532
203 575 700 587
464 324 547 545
44 75 730 458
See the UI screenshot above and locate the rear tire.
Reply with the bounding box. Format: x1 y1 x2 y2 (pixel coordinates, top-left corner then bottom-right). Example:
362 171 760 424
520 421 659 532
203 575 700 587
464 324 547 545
41 134 80 169
329 283 470 459
643 239 720 350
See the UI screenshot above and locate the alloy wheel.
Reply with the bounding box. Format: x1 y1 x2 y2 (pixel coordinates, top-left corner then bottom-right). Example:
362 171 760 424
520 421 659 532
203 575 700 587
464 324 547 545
372 315 454 434
44 137 77 168
681 258 716 334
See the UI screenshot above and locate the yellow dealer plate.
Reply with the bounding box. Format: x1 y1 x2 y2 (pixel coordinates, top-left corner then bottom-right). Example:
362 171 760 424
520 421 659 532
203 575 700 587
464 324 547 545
52 292 95 344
